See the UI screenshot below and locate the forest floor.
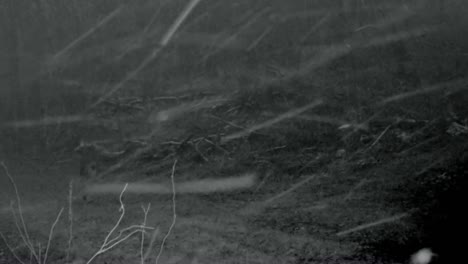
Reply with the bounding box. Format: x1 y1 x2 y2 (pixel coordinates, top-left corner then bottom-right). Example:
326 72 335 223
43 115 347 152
1 79 467 264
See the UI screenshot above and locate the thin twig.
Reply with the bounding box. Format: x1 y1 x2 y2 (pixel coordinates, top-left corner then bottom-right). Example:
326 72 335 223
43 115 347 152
0 231 26 264
106 225 153 247
86 184 153 264
9 202 36 261
99 229 143 253
38 242 42 263
141 203 151 264
43 207 64 264
1 162 39 263
155 159 178 264
66 180 74 263
86 183 128 264
143 227 160 261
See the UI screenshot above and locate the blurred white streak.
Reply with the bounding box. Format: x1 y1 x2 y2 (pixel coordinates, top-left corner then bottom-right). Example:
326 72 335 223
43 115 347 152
241 173 324 216
410 248 436 264
296 114 366 130
88 0 202 110
148 97 227 123
202 6 271 62
336 212 412 236
379 78 468 105
85 173 256 194
176 32 245 49
221 99 323 143
160 0 202 47
3 115 92 128
142 0 169 34
355 4 413 32
246 26 273 51
300 12 331 43
47 5 123 68
178 0 223 32
262 173 321 205
273 26 437 86
276 10 330 22
364 26 437 48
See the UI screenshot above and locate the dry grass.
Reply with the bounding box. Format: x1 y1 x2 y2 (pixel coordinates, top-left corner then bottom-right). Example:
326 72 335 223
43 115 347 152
86 183 155 264
0 163 158 264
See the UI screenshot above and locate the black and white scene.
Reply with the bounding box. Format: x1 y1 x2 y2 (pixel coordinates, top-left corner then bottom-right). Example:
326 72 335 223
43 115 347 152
0 0 467 263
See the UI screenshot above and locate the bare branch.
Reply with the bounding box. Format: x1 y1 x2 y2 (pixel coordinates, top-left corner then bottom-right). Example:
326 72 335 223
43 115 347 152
43 207 64 264
1 162 39 263
155 160 178 264
140 203 151 264
66 180 74 263
0 231 26 264
86 183 128 264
